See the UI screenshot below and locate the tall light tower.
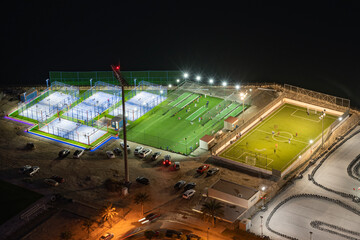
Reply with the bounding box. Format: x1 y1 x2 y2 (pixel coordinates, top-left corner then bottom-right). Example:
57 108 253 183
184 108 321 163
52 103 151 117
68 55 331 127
111 65 130 186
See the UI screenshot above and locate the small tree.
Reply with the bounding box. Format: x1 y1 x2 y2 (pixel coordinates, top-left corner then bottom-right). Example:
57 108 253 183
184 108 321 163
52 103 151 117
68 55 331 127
100 203 118 227
134 192 150 216
82 218 95 237
60 230 73 240
201 199 224 227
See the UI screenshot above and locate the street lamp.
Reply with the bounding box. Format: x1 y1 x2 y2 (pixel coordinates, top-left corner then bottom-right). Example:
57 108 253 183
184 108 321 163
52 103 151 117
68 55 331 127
240 92 247 116
176 79 180 83
235 84 240 90
168 84 172 88
222 81 227 97
260 216 263 237
319 110 326 148
309 231 313 240
261 186 266 210
207 227 210 240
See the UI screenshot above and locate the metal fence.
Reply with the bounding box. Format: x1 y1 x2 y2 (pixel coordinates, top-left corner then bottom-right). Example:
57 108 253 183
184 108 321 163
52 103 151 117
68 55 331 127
284 84 350 110
49 71 182 86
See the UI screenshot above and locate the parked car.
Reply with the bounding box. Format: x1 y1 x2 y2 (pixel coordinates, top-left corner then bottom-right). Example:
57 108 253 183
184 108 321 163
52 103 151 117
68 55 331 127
51 175 65 183
174 180 186 190
197 164 210 174
99 233 114 240
138 213 161 224
184 182 196 191
136 176 149 185
113 147 123 156
58 149 70 158
27 166 40 177
134 146 144 155
44 178 59 187
106 151 115 159
73 149 84 158
206 168 219 176
162 155 172 166
173 162 180 170
151 152 161 160
139 149 152 158
183 189 196 199
26 142 35 150
120 142 131 153
165 230 183 238
19 165 32 174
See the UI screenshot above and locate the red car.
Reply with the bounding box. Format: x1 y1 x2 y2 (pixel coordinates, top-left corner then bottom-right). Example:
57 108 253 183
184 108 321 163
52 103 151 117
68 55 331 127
162 155 172 166
51 175 65 183
197 164 210 174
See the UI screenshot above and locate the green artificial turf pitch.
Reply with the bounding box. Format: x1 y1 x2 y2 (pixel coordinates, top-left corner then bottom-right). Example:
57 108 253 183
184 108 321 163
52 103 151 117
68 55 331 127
219 103 338 171
125 93 246 154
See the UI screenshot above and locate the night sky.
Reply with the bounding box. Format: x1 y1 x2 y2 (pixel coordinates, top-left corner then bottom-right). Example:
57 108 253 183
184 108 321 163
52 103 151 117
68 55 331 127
2 1 360 107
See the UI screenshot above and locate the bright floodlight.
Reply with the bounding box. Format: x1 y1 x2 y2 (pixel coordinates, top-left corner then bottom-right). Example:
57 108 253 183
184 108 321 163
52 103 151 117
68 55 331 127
235 85 240 90
250 88 252 92
160 90 163 94
196 75 201 81
183 73 189 78
309 139 314 144
168 84 172 88
222 81 227 87
299 155 302 159
261 186 266 191
240 92 244 97
339 117 343 121
176 79 180 83
209 78 214 84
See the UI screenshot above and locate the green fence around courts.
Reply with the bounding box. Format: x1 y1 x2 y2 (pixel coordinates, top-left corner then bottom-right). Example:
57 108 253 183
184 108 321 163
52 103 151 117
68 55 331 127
49 71 182 86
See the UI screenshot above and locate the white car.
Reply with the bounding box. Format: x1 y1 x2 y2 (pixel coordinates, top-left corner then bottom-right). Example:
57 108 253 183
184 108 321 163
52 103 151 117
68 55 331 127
27 166 40 177
139 149 152 158
106 151 115 159
73 149 84 158
19 165 32 174
134 146 144 155
44 178 59 187
99 233 114 240
120 142 131 153
183 189 196 199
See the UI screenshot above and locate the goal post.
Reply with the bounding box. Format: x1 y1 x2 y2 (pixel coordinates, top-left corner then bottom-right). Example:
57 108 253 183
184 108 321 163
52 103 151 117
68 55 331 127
245 155 257 166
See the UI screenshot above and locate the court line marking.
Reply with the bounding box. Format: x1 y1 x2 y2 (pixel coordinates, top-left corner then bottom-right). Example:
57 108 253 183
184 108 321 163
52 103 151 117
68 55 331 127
290 109 321 123
222 151 274 167
186 105 205 120
256 129 308 145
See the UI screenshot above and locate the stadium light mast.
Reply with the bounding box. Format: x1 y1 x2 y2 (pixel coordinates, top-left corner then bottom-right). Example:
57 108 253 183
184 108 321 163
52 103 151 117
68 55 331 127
196 75 201 82
111 64 130 186
183 72 189 79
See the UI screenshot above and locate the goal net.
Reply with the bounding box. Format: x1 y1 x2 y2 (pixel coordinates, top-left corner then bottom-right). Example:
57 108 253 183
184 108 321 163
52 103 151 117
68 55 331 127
245 155 257 166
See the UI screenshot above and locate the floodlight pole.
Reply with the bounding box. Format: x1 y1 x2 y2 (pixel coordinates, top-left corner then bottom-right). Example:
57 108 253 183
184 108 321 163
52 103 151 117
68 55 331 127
111 65 130 184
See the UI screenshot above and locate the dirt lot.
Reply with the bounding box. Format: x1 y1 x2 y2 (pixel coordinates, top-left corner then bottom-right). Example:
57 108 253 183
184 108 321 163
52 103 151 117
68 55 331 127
0 90 272 239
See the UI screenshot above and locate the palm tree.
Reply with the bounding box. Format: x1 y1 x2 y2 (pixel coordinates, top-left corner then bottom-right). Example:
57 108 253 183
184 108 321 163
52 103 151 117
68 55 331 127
134 192 150 216
201 199 224 227
101 203 118 227
60 230 73 240
82 218 95 237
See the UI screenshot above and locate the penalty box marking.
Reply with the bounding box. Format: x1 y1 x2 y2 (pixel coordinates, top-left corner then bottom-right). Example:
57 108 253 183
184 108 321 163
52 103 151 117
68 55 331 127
222 151 274 167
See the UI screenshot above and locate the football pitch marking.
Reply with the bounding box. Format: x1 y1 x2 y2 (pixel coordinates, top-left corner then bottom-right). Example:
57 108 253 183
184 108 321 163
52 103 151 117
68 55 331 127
222 151 274 167
186 105 205 120
255 148 267 151
290 109 321 123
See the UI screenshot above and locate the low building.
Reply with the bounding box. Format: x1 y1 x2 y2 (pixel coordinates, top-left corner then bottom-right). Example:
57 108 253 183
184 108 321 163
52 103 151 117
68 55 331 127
193 179 260 223
111 115 127 130
208 179 260 209
224 116 239 131
199 134 215 150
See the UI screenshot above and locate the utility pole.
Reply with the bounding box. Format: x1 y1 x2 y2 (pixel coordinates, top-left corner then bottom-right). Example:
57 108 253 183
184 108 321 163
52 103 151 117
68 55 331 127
111 65 130 186
260 216 263 237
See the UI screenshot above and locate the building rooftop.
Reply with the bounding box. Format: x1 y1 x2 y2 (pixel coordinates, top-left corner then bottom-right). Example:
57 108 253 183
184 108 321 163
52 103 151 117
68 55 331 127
210 179 258 200
224 116 239 124
200 134 215 143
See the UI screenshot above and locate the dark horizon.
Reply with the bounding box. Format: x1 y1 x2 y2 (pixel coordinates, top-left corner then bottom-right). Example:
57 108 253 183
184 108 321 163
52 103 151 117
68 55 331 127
2 1 360 107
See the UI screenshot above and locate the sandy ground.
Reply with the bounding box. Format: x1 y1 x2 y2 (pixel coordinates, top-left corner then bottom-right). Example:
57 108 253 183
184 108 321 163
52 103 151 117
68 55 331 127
0 89 275 240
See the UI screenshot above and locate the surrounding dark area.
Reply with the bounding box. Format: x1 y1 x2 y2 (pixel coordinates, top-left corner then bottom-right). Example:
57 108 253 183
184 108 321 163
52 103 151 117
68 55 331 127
1 1 360 107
